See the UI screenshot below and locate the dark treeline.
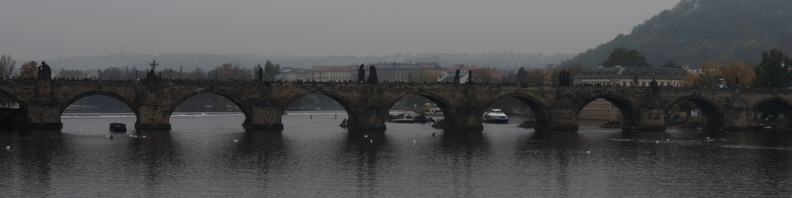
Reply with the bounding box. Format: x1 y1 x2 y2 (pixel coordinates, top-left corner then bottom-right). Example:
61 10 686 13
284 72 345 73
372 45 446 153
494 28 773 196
563 0 792 67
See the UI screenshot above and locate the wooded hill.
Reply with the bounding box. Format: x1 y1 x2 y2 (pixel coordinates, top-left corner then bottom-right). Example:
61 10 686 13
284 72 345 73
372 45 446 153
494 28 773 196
562 0 792 67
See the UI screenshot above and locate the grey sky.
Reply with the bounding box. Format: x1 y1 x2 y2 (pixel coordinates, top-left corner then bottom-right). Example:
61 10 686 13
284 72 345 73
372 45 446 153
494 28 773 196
1 0 679 61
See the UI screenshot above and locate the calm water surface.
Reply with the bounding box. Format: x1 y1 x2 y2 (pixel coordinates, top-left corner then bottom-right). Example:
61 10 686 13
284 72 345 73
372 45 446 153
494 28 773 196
1 112 792 197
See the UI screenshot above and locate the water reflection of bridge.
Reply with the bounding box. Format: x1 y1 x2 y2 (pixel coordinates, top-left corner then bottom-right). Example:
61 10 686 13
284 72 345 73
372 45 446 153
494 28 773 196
1 79 791 132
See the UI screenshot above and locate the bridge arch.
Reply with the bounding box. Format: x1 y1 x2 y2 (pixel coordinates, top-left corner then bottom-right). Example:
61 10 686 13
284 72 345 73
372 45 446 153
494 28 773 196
0 89 22 107
485 93 551 128
59 91 138 116
665 95 724 130
281 90 356 127
282 90 356 113
750 97 792 127
578 94 641 129
385 91 454 126
170 88 251 122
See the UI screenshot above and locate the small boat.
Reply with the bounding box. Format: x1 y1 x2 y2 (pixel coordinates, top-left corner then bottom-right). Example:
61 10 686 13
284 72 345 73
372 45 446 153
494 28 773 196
389 111 433 123
482 109 509 124
600 120 621 128
109 122 127 132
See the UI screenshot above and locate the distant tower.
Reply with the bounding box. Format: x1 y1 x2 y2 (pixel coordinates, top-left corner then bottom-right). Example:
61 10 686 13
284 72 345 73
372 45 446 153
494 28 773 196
120 46 124 55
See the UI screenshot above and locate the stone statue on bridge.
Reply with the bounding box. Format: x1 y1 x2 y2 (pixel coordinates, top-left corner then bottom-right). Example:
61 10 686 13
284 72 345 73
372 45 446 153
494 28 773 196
367 65 378 83
454 69 460 84
146 60 160 81
558 70 571 87
358 64 365 83
37 61 52 80
466 70 473 84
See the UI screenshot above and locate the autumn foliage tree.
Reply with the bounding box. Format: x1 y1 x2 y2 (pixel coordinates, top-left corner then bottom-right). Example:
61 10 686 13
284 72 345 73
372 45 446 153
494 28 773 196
718 61 755 88
15 60 37 79
695 60 721 88
682 60 756 88
472 67 503 83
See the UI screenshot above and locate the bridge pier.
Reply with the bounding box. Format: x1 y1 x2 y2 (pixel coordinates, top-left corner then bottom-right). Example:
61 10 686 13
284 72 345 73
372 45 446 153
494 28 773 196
442 107 484 131
534 107 578 131
722 106 751 131
243 106 284 130
633 107 666 131
24 104 63 129
135 105 172 130
345 106 387 131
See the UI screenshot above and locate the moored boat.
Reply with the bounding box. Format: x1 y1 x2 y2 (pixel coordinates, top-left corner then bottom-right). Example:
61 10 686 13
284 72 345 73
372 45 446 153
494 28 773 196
109 122 127 132
482 109 509 123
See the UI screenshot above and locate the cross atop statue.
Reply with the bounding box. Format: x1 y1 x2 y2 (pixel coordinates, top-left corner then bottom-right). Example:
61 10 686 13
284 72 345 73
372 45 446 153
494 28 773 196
150 60 159 71
146 60 160 81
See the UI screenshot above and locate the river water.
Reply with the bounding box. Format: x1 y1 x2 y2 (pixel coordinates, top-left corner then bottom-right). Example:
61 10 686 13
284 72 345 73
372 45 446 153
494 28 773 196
1 112 791 197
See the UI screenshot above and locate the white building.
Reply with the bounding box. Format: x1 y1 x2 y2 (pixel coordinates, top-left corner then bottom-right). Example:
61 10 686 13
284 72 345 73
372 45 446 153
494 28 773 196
574 66 687 120
572 66 687 87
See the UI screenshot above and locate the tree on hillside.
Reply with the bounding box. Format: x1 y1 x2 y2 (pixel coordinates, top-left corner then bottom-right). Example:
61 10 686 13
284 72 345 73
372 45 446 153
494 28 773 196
264 60 281 79
661 61 681 68
57 68 86 79
552 64 585 85
601 47 652 67
414 70 444 83
680 72 698 87
753 49 791 88
15 61 38 79
210 63 251 81
472 67 502 83
563 1 792 67
525 69 547 85
718 61 755 88
184 67 206 80
515 67 526 84
99 67 124 80
254 64 263 81
695 60 722 88
0 55 16 78
161 68 178 79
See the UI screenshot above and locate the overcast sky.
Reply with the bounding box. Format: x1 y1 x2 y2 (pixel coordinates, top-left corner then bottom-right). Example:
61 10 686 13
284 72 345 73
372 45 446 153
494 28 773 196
1 0 679 61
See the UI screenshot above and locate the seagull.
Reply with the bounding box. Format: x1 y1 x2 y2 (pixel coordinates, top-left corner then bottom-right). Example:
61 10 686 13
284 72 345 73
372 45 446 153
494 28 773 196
234 139 238 142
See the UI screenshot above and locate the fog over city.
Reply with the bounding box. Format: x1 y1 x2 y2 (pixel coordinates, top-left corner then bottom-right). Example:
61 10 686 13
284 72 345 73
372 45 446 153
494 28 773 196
1 0 678 61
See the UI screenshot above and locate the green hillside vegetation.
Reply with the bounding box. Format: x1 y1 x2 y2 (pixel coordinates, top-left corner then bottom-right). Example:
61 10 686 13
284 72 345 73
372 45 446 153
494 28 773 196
563 0 792 67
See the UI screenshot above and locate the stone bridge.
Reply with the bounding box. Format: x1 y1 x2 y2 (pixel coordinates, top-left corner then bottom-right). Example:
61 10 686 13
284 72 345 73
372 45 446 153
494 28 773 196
0 79 790 132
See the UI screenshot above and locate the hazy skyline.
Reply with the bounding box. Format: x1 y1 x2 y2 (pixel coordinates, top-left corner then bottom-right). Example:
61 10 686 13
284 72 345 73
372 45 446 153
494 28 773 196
1 0 679 61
